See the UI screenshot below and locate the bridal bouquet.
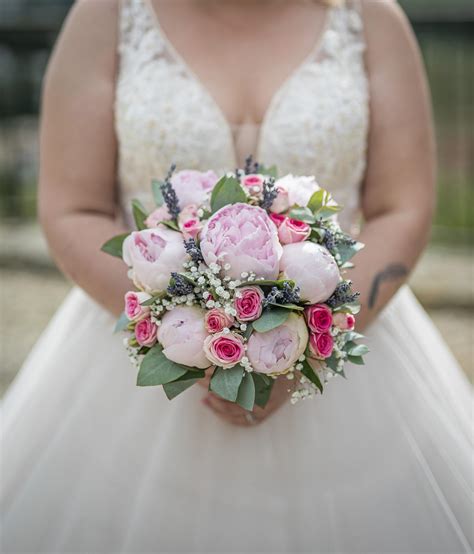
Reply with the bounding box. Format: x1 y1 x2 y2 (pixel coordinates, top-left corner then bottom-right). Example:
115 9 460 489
102 159 368 410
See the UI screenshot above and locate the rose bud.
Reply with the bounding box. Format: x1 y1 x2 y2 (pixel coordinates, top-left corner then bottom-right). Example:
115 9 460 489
241 174 266 195
124 291 152 321
179 217 203 240
270 186 290 213
278 218 311 245
203 331 245 369
135 317 158 347
309 332 334 359
333 312 356 331
305 304 333 333
269 212 287 228
234 286 264 322
205 308 235 334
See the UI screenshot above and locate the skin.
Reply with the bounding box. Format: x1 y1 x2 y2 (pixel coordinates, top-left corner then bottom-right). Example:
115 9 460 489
39 0 435 427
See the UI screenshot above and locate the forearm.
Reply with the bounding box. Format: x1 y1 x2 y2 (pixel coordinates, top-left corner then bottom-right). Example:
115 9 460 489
348 208 432 331
41 210 130 317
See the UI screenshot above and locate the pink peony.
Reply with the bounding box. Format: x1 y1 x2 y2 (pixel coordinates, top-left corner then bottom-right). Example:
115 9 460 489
171 170 218 208
124 291 151 321
205 308 234 334
305 304 333 333
333 312 356 331
200 203 282 280
279 241 340 304
203 331 245 369
241 174 265 195
234 286 264 322
122 228 188 294
269 213 286 228
158 306 210 368
274 174 320 208
309 332 334 359
135 317 158 347
145 206 172 228
271 186 290 213
247 313 308 375
278 218 311 244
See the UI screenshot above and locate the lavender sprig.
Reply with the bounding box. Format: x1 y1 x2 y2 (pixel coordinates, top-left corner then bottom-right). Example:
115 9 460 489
259 177 278 211
326 281 360 309
263 282 301 308
167 272 194 296
184 238 204 264
244 155 260 175
160 164 180 219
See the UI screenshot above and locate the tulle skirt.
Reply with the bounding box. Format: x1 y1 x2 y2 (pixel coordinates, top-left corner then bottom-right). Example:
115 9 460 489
1 285 472 553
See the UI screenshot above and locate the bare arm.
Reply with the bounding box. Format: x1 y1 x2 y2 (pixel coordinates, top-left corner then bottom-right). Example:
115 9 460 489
38 0 129 316
349 0 436 331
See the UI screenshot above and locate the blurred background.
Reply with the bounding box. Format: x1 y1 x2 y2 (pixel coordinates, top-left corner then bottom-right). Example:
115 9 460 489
0 0 472 395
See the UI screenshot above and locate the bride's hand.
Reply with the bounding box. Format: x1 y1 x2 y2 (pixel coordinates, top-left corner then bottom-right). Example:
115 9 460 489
198 369 291 426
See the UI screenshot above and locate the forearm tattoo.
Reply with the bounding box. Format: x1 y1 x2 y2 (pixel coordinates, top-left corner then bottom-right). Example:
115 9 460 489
368 263 409 310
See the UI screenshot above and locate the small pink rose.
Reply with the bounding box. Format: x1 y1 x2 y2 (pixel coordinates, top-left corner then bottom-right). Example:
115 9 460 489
271 186 290 213
203 331 245 369
241 174 265 195
278 218 311 245
305 304 333 333
135 317 158 347
179 217 202 239
145 206 172 228
234 286 264 322
124 291 151 321
309 332 334 359
269 213 287 228
205 308 234 334
333 313 356 331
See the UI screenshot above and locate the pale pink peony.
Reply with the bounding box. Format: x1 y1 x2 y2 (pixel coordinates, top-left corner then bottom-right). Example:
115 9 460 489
145 206 172 228
203 331 245 369
247 313 308 375
171 170 218 208
124 291 151 321
333 312 356 331
241 174 265 195
269 212 286 228
122 228 188 294
271 186 290 213
309 332 334 359
274 174 320 208
135 317 158 347
234 286 264 322
305 304 333 333
200 203 283 280
158 306 210 368
279 241 340 304
205 308 234 334
278 217 311 244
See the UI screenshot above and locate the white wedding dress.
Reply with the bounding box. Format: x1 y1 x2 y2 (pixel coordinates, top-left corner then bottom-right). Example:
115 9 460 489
1 1 472 552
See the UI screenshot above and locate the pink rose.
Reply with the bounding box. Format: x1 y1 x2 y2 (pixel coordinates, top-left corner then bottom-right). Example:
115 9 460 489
135 317 158 347
278 218 311 245
124 291 151 321
180 217 202 239
309 332 334 359
241 174 265 195
274 174 320 208
200 203 283 280
158 306 210 368
171 170 218 208
279 242 340 304
234 286 264 322
203 331 245 369
205 308 234 333
247 313 308 375
269 212 286 228
145 206 172 228
122 228 188 294
305 304 333 333
333 312 356 331
271 186 290 213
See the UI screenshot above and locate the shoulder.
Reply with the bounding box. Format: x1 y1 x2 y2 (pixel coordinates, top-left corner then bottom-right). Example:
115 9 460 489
359 1 414 49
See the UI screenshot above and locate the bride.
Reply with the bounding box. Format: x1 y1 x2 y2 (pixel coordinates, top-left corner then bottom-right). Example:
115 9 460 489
1 0 472 552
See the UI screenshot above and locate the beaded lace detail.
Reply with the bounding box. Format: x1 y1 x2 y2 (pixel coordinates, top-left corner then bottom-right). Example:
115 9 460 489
115 0 369 231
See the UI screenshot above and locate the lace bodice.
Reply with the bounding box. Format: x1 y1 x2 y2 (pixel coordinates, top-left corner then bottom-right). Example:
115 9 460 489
115 0 369 231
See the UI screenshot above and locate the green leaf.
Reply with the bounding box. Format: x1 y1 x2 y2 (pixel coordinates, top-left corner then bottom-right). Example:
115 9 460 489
252 308 290 333
334 302 361 315
243 323 253 341
307 189 342 219
347 354 365 366
137 345 190 386
288 207 316 223
252 373 274 409
317 205 342 219
236 372 256 411
132 199 148 230
325 353 340 372
162 370 205 400
344 331 365 342
300 359 324 394
347 344 369 357
210 365 245 402
114 312 129 333
237 279 295 289
151 179 164 206
140 293 167 306
258 164 278 178
159 219 179 231
307 189 325 213
210 176 247 213
101 233 130 258
268 302 304 312
335 241 364 265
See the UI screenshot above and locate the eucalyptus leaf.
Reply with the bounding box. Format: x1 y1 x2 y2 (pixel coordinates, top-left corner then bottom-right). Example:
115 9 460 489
268 302 304 312
347 354 365 366
140 293 167 306
243 323 253 341
101 233 130 258
344 331 365 342
210 176 247 213
325 353 340 372
132 199 148 230
317 205 342 219
163 370 205 400
159 220 179 231
151 179 164 206
137 345 189 386
237 279 295 289
288 207 316 223
300 359 324 394
307 189 325 212
210 365 245 402
114 312 129 333
258 164 278 178
347 344 369 357
253 308 290 333
252 373 274 409
236 372 256 411
336 241 364 265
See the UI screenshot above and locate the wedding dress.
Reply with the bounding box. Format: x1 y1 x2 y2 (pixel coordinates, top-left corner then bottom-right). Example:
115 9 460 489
1 1 472 552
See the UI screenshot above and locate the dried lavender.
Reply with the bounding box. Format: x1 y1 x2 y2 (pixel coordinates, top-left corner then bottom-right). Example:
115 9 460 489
263 282 301 308
244 155 260 175
167 272 194 296
184 238 204 264
259 177 278 211
326 281 360 309
160 164 180 219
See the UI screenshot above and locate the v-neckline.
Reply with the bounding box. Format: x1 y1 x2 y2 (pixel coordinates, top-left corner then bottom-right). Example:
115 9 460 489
145 0 334 167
